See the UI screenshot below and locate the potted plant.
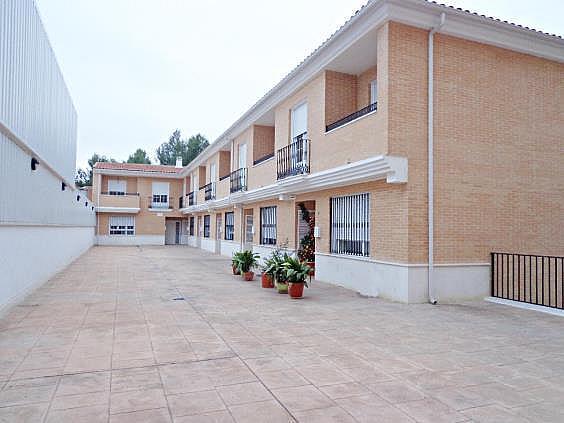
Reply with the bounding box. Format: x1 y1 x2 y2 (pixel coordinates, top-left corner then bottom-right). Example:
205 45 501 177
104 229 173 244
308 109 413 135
231 252 242 275
282 256 311 299
237 250 260 281
261 253 279 288
274 252 292 294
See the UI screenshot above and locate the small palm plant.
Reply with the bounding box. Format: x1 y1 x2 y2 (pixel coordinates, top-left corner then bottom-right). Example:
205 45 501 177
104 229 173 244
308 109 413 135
237 250 260 281
282 256 311 298
231 252 242 275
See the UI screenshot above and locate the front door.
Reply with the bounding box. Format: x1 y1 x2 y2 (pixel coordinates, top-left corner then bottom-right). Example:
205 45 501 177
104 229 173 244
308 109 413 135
244 213 253 250
216 214 222 254
175 221 180 244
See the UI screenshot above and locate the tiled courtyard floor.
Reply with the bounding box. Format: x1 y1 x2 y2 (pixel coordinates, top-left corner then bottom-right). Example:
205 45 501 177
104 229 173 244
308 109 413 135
1 246 564 423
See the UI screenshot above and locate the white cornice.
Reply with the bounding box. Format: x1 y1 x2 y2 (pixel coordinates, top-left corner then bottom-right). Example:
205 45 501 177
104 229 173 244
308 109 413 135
93 169 182 179
181 155 407 214
95 207 140 214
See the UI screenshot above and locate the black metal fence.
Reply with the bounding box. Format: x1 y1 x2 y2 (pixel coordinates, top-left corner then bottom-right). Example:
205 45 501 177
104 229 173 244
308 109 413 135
276 133 310 180
326 102 377 132
101 191 139 196
230 168 247 193
491 252 563 310
203 182 216 201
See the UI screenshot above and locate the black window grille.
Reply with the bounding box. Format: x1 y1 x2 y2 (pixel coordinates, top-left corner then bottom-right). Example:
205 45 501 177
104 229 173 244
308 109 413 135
109 216 135 235
203 215 211 238
260 206 277 245
330 193 370 256
189 217 195 236
225 212 234 241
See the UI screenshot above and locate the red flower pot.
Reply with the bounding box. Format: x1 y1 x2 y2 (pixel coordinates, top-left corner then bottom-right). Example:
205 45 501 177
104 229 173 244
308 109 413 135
261 273 274 288
288 282 304 298
232 265 240 275
243 271 254 281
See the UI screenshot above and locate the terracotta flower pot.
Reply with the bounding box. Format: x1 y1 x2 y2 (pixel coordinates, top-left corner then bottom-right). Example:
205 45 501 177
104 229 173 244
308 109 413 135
276 280 288 294
242 271 254 281
288 282 305 298
261 273 274 288
232 265 240 275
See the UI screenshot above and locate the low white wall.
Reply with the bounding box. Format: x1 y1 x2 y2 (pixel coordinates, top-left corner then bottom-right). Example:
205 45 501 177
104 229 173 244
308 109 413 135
0 225 94 315
220 240 240 258
315 253 490 303
96 235 164 245
201 238 215 253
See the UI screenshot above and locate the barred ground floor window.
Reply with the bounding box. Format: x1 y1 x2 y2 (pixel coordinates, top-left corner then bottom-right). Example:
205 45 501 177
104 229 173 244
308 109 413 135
330 193 370 256
225 212 234 241
109 216 135 235
260 206 277 245
203 215 211 238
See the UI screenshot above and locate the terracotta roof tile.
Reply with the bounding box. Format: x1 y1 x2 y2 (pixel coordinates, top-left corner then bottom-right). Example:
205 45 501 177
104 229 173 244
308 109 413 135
94 162 183 174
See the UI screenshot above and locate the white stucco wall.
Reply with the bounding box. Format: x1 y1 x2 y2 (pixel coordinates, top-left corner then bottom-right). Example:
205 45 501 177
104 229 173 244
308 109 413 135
0 225 94 315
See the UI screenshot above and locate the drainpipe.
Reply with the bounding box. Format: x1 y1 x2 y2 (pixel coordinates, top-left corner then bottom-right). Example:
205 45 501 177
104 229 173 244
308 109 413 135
428 12 445 305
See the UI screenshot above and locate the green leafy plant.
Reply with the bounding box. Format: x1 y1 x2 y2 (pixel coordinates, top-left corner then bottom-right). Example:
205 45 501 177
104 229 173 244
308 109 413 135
232 251 242 268
237 250 260 273
282 256 311 286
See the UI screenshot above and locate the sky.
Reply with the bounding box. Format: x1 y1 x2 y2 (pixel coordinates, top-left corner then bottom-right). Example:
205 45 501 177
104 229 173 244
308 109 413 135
35 0 563 170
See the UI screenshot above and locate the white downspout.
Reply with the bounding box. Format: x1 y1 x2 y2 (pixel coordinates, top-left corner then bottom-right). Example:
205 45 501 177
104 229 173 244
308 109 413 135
428 12 445 305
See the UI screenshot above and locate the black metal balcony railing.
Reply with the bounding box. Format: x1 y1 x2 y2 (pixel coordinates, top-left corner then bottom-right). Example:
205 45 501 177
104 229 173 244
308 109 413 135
230 168 247 193
491 252 564 310
325 102 377 132
147 196 172 209
253 152 275 166
203 182 216 201
187 191 195 206
178 196 184 209
276 133 310 180
101 191 139 196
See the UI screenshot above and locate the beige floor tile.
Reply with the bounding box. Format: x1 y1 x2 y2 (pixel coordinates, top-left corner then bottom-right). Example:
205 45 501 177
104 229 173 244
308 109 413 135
174 410 235 423
51 390 109 410
257 369 309 390
272 385 334 413
109 407 171 423
0 403 49 423
367 380 426 404
110 388 167 414
111 367 162 392
46 404 109 423
167 390 226 417
294 405 356 422
57 371 111 396
228 400 294 423
217 382 273 405
396 397 468 423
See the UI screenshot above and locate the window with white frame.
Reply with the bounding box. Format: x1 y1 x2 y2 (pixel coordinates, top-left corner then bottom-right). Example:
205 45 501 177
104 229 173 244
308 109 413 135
109 216 135 235
224 212 234 241
203 215 211 238
108 179 126 195
370 80 378 105
330 193 370 256
260 206 277 245
151 182 169 208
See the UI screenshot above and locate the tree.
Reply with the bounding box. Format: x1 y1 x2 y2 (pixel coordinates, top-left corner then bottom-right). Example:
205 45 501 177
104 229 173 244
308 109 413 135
75 153 116 187
127 148 151 164
156 130 209 166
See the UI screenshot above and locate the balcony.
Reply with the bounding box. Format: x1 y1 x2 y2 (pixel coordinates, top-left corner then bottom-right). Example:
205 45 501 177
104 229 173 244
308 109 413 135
186 191 196 206
97 192 140 212
203 182 216 201
326 102 377 132
147 195 172 210
276 133 310 180
230 168 247 193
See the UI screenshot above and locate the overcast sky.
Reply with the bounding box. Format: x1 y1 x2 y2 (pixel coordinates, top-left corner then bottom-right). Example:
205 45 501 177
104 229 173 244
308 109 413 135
35 0 563 169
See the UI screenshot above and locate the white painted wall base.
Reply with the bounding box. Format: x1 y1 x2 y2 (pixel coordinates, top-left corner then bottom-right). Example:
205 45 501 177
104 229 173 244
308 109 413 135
201 238 215 253
315 253 490 303
186 236 198 247
485 297 564 317
96 235 164 246
220 240 240 258
0 225 94 316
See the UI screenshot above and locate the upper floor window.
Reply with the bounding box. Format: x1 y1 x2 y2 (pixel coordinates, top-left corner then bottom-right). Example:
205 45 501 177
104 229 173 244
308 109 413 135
109 216 134 235
203 215 211 238
238 143 247 170
370 80 378 105
210 163 217 182
330 193 370 257
225 212 234 241
152 182 169 207
260 206 277 245
108 179 126 195
291 102 308 141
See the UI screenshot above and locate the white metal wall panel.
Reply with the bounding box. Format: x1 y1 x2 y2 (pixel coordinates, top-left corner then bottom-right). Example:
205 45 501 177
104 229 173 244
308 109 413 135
0 0 77 183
